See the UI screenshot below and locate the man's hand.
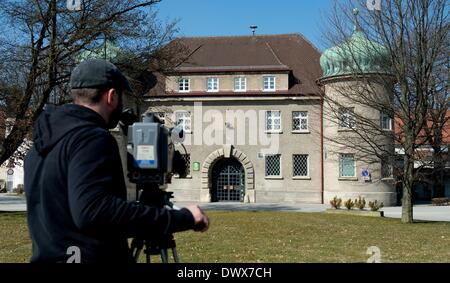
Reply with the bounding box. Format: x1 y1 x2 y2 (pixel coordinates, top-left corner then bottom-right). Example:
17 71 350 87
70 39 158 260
185 205 209 232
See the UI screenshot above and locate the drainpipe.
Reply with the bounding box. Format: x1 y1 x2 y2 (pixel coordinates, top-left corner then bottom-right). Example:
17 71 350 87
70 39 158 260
320 91 325 204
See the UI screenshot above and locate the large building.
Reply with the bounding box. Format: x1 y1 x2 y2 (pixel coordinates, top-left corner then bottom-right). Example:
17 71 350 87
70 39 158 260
142 32 398 205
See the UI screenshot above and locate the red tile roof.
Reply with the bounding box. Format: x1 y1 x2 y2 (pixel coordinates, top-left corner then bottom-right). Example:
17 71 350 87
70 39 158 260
395 110 450 145
145 34 322 97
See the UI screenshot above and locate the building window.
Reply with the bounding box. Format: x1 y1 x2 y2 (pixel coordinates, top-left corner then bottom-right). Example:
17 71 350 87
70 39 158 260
265 110 282 132
340 154 356 177
174 111 191 133
234 77 246 92
263 76 276 91
178 78 190 92
154 112 165 124
207 77 219 92
293 154 309 177
381 157 393 178
292 111 308 132
180 154 191 177
265 154 281 177
380 112 393 130
339 107 356 129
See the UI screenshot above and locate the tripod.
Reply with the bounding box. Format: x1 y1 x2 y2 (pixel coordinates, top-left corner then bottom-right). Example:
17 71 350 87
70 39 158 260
130 183 180 263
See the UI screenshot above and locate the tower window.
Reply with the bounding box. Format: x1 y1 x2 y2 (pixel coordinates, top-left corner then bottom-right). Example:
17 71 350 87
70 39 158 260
380 112 393 130
340 153 356 177
339 107 356 129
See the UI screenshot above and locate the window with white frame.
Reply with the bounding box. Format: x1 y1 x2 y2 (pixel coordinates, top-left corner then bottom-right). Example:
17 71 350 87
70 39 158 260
265 154 281 177
178 78 190 92
154 112 165 124
207 77 219 92
174 111 191 133
293 154 309 177
292 111 308 131
339 107 356 129
263 76 276 91
339 154 356 177
234 77 246 92
265 110 282 132
381 157 393 178
380 112 393 130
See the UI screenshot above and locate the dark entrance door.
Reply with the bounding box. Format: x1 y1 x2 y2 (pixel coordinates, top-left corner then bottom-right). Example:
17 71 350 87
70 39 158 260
211 158 245 202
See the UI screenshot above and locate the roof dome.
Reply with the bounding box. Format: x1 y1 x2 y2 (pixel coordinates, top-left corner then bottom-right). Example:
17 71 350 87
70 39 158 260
76 40 122 63
320 9 390 78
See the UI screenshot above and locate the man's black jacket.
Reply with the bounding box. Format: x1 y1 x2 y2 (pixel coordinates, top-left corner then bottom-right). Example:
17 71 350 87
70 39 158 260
24 104 194 263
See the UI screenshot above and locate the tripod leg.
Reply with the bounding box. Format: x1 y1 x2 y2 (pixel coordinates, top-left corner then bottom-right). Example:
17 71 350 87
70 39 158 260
161 249 169 263
131 238 144 263
172 247 179 263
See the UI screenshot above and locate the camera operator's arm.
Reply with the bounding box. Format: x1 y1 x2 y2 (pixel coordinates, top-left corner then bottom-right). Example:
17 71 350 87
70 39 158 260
185 205 209 232
67 129 198 237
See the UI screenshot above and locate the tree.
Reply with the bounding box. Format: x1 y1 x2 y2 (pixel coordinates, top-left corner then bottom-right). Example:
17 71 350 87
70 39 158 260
0 0 180 165
319 0 449 223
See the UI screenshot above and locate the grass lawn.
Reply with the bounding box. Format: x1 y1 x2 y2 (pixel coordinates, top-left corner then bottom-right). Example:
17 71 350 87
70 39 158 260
1 211 449 263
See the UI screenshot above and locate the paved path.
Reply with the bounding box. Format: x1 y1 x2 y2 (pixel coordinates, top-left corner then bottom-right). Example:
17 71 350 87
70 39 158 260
174 201 450 222
2 194 449 222
381 205 450 222
0 194 27 212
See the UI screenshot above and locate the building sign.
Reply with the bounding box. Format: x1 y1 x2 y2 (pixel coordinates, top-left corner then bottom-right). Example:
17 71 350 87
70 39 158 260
193 162 200 172
361 169 371 182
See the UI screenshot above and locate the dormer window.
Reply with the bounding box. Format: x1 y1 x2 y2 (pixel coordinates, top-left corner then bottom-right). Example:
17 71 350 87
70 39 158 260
178 78 190 92
207 77 219 92
263 76 276 91
234 77 246 92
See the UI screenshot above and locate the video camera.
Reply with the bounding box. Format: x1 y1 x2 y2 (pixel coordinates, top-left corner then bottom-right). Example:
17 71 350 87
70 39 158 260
120 109 188 186
119 109 187 263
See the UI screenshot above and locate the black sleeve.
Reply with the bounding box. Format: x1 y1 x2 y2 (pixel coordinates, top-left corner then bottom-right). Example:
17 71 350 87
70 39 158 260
67 129 195 237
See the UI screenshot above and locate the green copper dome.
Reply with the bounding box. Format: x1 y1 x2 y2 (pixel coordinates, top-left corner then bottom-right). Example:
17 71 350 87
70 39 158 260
320 10 390 78
76 40 122 63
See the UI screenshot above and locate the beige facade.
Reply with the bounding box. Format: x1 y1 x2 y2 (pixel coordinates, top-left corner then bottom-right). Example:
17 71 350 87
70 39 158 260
321 78 396 206
145 96 323 203
138 34 397 205
165 73 289 93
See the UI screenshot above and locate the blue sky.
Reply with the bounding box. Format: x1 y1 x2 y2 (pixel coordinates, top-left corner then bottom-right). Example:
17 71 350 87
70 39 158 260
156 0 335 50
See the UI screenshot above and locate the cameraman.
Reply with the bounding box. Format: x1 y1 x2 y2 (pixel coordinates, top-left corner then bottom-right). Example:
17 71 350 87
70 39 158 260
24 59 209 263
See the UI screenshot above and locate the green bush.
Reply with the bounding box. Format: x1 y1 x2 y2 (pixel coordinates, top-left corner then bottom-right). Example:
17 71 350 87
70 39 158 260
13 184 25 195
330 196 342 209
344 199 355 210
368 200 384 211
354 196 366 210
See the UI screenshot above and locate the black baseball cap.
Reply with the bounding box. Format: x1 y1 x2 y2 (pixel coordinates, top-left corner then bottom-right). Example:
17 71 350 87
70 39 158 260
70 59 132 92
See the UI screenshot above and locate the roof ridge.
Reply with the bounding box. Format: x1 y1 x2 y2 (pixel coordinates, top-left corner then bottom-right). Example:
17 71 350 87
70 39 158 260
177 33 302 40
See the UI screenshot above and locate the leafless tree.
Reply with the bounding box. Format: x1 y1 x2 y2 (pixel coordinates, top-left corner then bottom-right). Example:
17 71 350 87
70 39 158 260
319 0 449 223
0 0 181 165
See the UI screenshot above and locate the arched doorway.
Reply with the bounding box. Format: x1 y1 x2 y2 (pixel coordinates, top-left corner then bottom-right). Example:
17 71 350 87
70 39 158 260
211 158 245 202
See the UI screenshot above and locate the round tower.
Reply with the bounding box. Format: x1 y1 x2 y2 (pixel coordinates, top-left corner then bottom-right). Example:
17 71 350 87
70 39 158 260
318 9 396 206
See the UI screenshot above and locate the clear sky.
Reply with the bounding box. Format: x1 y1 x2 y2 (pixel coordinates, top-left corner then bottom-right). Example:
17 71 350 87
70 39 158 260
155 0 335 51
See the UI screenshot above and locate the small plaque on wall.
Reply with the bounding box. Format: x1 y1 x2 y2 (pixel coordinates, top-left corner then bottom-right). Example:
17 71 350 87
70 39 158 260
193 162 200 171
